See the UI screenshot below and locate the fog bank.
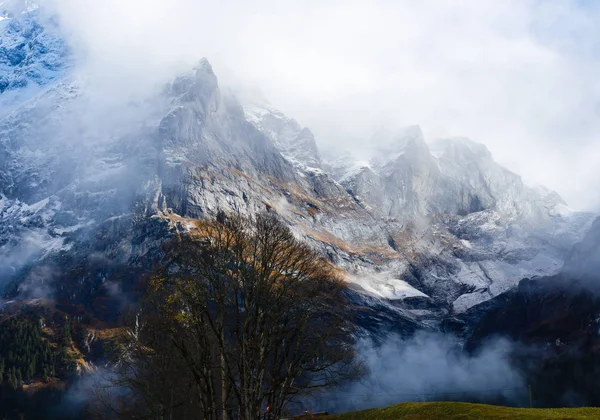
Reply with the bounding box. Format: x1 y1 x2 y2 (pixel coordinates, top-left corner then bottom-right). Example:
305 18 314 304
308 332 525 413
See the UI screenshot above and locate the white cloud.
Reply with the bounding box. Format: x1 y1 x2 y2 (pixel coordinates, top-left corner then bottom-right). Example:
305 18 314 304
47 0 600 210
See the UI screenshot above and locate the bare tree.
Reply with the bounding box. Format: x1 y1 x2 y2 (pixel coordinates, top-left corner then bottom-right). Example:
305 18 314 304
103 212 363 420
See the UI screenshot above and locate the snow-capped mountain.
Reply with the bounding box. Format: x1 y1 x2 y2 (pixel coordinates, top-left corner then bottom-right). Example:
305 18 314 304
0 5 595 333
0 0 68 104
245 102 594 313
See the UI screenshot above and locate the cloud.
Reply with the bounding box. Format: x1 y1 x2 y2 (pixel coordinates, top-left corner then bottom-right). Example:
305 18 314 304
306 332 526 414
44 0 600 210
46 368 128 419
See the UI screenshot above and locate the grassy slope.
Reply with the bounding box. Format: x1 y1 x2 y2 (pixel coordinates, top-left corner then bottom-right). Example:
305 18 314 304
328 402 600 420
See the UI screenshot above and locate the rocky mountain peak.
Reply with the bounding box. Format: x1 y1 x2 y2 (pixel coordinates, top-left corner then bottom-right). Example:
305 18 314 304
369 125 426 160
1 0 39 15
167 58 219 112
0 2 67 97
193 57 214 75
242 100 322 171
430 137 492 160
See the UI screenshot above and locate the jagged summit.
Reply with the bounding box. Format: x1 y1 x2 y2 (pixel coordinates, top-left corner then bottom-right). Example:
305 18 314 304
325 125 567 221
193 57 213 74
370 125 426 155
0 0 39 15
0 1 67 97
243 100 322 171
430 137 493 159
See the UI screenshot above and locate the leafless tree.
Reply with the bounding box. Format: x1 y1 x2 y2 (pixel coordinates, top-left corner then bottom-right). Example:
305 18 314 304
101 212 363 420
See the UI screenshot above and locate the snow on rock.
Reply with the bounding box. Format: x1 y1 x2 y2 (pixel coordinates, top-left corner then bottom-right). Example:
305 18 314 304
242 105 595 314
243 100 322 171
351 274 430 300
0 1 68 97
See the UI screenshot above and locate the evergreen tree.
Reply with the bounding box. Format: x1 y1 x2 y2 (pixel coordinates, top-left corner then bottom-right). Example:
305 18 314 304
7 369 16 390
62 319 72 347
27 360 35 381
0 314 75 386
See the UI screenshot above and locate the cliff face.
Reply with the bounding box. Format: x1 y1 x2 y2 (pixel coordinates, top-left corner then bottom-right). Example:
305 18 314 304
449 217 600 406
562 217 600 281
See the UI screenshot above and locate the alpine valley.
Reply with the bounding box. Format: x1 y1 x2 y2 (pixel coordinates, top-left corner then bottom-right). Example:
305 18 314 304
0 2 599 418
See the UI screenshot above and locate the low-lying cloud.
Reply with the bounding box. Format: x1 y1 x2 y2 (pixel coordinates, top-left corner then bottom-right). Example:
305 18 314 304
308 332 525 414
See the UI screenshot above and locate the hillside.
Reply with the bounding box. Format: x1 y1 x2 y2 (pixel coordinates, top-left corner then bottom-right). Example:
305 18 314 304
329 402 600 420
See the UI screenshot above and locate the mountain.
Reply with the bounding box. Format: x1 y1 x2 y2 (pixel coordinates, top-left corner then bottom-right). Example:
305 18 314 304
0 5 596 336
243 103 594 313
452 217 600 406
0 0 67 103
1 6 600 417
562 217 600 281
243 100 322 171
460 216 600 342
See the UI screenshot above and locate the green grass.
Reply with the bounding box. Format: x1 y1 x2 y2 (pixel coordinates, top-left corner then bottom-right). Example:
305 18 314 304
328 402 600 419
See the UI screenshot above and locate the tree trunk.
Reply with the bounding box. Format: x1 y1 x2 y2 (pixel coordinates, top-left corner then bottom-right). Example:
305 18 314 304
221 349 228 420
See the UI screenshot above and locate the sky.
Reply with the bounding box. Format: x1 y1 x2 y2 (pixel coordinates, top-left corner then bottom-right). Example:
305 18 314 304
48 0 600 210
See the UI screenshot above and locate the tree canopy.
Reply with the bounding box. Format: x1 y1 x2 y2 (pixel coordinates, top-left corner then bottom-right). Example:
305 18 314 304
104 212 363 420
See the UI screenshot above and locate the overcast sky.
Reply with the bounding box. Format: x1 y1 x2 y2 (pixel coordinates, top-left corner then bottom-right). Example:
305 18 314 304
50 0 600 211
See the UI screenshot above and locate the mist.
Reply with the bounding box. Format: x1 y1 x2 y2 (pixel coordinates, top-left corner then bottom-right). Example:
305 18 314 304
40 332 527 417
35 0 600 211
562 217 600 284
306 332 525 414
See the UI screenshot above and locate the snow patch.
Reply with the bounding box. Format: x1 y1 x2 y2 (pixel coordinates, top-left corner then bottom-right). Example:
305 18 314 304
349 271 429 300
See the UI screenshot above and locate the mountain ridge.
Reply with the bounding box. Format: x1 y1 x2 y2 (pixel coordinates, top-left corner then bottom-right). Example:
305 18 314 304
0 7 596 334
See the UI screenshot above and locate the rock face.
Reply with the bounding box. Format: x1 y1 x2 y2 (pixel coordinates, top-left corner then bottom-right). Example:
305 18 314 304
452 217 600 407
562 217 600 281
0 1 67 97
0 6 596 332
243 100 322 171
455 216 600 350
